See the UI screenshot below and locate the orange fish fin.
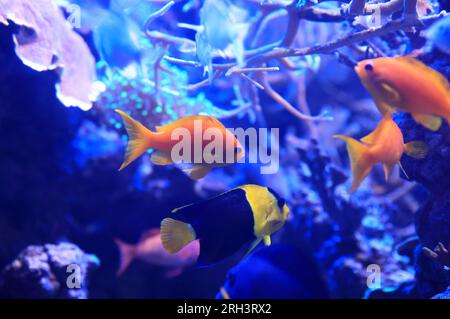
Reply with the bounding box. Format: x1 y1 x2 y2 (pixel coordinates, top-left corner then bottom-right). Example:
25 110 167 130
398 161 410 179
404 141 429 159
150 150 173 165
383 163 396 181
115 109 156 171
334 134 373 193
160 218 196 254
373 98 396 116
114 238 137 277
183 165 212 180
398 56 450 92
411 113 442 131
379 82 401 104
220 287 231 299
360 114 392 144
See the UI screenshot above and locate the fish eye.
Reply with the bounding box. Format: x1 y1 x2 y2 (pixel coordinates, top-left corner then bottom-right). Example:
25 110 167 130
365 63 374 72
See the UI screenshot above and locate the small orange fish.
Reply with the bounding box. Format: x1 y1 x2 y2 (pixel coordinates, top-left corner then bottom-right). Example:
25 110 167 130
115 229 200 277
334 114 428 192
115 110 244 179
355 56 450 131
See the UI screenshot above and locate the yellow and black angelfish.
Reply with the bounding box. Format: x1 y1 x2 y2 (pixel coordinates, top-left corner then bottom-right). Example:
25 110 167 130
160 184 290 266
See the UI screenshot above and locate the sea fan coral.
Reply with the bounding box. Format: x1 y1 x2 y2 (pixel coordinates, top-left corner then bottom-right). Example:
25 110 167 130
0 0 98 110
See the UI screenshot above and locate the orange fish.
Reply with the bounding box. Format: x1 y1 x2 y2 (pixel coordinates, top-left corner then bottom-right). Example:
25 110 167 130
355 56 450 131
334 114 428 192
115 229 200 277
115 110 244 179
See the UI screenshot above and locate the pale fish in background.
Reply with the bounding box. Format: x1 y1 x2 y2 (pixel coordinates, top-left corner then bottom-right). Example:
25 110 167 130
115 229 200 277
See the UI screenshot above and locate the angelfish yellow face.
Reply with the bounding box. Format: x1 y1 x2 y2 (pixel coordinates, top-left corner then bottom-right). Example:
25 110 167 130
264 202 290 235
239 184 290 240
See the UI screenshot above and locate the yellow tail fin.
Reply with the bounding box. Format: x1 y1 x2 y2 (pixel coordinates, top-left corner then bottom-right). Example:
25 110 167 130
160 218 196 254
115 109 155 171
334 134 373 193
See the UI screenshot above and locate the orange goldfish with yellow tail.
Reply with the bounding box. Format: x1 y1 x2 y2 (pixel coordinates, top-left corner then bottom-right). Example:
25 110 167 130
334 114 428 193
115 110 244 179
355 56 450 131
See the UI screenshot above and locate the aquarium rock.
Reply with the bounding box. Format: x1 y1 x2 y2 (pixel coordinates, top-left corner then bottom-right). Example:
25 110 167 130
0 242 99 299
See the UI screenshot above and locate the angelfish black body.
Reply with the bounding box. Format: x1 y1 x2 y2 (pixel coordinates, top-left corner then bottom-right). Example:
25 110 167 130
169 188 255 266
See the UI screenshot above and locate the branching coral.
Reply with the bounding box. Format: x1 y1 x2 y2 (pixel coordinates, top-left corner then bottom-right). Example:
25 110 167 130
279 135 419 297
152 0 447 124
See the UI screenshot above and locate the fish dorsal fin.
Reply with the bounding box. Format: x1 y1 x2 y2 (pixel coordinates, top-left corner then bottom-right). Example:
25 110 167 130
154 116 199 133
397 56 450 93
154 121 180 133
360 114 391 145
155 115 225 133
171 203 195 214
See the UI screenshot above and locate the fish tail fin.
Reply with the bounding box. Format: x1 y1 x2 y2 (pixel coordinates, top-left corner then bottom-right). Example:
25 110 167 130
114 238 137 277
334 134 373 193
115 109 156 171
160 218 196 254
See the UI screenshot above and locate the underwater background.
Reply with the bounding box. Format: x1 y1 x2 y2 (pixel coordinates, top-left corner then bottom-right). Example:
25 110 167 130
0 0 449 299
